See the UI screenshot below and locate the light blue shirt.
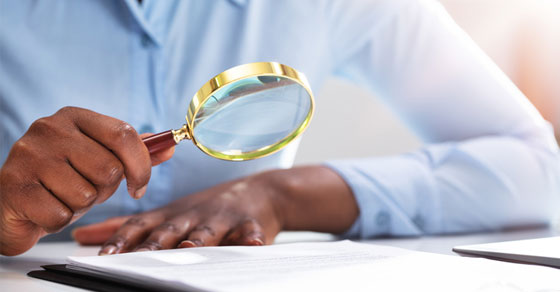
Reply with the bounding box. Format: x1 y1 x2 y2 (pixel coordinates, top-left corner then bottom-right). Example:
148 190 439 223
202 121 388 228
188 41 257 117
1 0 559 240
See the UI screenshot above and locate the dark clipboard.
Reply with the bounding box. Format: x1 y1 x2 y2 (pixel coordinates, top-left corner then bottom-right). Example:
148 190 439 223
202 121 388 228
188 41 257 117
452 236 560 270
28 265 159 292
452 248 560 269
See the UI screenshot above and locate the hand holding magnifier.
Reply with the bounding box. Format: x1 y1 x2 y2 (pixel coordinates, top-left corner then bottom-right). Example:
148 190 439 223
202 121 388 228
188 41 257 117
142 62 314 161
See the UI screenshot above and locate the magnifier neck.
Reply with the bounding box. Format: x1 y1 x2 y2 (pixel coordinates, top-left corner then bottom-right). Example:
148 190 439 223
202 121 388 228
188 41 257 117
172 124 191 143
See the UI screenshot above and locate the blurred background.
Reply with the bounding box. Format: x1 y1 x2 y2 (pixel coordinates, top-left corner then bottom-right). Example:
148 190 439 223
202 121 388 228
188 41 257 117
295 0 560 164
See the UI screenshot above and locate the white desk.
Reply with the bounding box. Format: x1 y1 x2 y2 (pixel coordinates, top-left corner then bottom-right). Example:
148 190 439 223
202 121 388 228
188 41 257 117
1 227 557 291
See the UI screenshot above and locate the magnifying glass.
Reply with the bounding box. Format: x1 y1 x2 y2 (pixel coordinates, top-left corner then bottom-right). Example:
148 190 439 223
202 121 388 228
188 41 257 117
142 62 314 161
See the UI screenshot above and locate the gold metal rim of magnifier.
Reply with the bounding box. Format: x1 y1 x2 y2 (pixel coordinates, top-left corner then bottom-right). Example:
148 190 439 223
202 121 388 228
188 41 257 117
171 62 315 161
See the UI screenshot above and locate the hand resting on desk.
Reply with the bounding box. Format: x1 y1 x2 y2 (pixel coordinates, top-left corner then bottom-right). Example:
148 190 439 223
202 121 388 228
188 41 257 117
72 166 359 255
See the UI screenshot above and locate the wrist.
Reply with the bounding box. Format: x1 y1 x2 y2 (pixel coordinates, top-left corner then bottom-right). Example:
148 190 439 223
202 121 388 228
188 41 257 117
248 166 359 234
245 169 293 231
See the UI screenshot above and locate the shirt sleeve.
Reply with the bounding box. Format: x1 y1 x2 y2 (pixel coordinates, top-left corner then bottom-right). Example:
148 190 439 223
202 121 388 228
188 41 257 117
324 0 560 238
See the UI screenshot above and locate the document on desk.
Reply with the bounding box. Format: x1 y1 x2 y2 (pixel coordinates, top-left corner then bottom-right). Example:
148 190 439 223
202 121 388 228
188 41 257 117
67 240 560 292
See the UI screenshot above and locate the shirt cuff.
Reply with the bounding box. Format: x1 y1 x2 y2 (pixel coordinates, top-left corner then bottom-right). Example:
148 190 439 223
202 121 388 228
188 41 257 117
324 153 442 238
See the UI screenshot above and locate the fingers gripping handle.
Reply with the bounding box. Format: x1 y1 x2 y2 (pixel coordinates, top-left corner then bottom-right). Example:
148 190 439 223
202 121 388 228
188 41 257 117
142 130 177 154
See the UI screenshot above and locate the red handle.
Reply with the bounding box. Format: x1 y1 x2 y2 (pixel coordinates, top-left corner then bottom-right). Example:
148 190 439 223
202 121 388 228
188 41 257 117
142 130 177 154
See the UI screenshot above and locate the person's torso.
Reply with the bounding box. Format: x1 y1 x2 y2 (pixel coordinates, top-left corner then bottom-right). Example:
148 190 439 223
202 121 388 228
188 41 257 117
0 0 335 227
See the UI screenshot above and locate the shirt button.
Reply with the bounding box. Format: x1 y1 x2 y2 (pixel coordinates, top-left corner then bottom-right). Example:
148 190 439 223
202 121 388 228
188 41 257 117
376 212 390 227
141 34 151 47
139 124 154 134
413 215 424 229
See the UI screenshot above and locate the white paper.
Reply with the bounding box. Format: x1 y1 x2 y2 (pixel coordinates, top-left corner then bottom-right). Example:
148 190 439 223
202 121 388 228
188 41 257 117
67 240 560 292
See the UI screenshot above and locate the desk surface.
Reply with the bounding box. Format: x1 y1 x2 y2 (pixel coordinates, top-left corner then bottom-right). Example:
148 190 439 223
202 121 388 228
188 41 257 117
1 227 557 291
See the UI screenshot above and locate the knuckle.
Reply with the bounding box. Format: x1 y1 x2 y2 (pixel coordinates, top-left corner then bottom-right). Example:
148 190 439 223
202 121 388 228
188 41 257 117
11 139 31 154
29 117 54 133
27 115 73 144
10 139 40 161
47 208 73 231
124 216 147 228
73 185 97 210
56 106 78 116
114 122 138 145
193 225 216 236
100 161 124 185
154 222 180 234
10 137 65 167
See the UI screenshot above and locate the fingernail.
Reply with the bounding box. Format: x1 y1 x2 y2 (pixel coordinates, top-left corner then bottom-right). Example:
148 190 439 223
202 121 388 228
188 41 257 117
248 238 264 246
178 240 199 248
178 240 195 248
98 244 117 256
134 248 151 252
134 185 148 199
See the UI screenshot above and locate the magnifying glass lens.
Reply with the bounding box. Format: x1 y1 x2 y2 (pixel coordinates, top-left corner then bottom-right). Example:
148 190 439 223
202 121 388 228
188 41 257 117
192 76 312 156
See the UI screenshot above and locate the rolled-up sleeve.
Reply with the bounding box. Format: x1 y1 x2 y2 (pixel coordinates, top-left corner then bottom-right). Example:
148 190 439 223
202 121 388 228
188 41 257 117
324 0 560 238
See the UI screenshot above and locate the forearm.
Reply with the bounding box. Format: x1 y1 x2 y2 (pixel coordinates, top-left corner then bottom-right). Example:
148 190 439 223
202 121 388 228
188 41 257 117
327 135 560 238
253 166 359 234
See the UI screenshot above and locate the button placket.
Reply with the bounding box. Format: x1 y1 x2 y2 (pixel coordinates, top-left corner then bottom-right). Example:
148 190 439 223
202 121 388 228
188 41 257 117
141 33 151 47
376 212 390 228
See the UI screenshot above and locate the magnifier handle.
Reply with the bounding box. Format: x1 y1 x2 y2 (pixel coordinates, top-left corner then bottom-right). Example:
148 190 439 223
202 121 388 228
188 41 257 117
142 130 177 154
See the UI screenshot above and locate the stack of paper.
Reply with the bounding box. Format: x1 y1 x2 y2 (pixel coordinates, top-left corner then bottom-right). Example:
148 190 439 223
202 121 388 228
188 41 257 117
67 240 560 292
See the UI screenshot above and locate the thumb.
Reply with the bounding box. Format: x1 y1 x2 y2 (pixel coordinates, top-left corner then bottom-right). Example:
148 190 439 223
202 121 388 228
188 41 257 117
72 216 131 246
139 133 176 166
